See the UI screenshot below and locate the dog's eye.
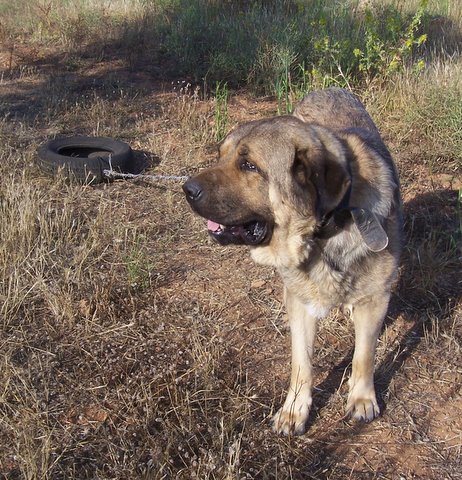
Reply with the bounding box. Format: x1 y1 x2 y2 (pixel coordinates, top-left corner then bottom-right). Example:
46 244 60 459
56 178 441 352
240 160 258 172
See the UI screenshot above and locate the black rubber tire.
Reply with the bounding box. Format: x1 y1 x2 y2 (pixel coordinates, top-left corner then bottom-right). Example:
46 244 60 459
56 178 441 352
37 136 133 184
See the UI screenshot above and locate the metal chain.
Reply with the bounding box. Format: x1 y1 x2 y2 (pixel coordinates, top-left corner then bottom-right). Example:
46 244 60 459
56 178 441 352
103 169 189 182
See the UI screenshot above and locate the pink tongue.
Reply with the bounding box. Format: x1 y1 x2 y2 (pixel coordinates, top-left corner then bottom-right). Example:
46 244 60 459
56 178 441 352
207 220 222 232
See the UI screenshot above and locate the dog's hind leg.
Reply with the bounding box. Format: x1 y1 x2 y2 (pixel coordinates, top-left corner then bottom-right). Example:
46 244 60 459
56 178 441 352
272 289 321 435
346 293 390 422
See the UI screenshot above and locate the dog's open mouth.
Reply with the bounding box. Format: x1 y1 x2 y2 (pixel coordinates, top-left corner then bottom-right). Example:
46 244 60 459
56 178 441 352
207 219 268 246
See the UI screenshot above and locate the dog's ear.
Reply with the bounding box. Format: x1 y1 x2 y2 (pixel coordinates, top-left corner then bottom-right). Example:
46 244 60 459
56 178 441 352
316 147 351 218
289 148 318 217
293 133 351 219
292 149 311 188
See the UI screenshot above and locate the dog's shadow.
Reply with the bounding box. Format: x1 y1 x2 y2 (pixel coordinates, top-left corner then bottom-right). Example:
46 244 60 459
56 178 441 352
309 188 461 423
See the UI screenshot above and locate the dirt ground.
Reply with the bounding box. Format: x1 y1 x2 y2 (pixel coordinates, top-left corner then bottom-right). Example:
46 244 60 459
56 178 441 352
0 46 461 480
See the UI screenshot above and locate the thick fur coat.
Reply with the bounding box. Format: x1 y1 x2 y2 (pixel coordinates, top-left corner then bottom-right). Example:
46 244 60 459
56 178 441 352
183 88 403 434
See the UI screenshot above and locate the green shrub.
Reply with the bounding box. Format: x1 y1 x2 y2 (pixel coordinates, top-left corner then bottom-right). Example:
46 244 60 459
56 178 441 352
353 1 428 84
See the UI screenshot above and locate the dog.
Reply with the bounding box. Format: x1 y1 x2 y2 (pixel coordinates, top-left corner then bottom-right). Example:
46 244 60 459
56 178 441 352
182 88 403 435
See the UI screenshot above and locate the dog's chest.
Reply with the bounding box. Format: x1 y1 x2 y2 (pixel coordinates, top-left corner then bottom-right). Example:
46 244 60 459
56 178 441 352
278 256 352 313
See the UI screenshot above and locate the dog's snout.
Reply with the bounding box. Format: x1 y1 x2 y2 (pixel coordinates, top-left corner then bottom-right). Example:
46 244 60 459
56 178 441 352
182 178 203 202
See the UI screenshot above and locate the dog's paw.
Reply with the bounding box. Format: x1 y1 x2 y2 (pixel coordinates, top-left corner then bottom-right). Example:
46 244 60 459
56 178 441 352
345 393 380 422
272 399 311 435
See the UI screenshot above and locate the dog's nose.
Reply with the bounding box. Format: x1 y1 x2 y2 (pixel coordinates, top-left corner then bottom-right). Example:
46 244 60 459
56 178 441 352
182 178 203 202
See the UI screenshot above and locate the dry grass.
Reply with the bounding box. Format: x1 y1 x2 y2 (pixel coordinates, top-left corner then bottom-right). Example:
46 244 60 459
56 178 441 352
1 1 461 479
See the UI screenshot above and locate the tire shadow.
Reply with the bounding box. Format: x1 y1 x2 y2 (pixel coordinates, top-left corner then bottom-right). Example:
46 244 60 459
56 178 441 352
128 149 161 175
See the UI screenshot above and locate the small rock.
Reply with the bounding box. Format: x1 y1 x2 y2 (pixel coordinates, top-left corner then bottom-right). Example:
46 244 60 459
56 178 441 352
251 279 266 289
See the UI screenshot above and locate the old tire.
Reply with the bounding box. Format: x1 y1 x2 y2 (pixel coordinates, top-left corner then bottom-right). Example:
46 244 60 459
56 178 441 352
37 136 133 184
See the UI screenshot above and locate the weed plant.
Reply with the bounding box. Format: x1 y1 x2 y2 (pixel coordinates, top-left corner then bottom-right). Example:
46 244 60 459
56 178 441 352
213 82 229 142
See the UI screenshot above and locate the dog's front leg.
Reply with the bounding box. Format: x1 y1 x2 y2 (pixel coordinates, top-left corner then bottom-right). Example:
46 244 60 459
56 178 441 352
273 289 319 435
346 293 390 422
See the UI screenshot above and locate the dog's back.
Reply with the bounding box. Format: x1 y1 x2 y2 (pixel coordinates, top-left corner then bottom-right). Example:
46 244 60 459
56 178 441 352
293 88 379 135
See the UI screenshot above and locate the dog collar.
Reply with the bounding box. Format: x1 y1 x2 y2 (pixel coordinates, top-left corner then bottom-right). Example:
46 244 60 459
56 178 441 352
316 186 388 252
315 182 352 240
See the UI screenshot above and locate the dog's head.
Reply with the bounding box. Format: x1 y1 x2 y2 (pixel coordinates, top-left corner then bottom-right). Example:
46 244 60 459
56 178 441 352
183 116 351 250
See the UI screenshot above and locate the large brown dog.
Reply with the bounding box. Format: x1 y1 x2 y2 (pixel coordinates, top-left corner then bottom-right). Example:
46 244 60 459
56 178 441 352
183 88 403 435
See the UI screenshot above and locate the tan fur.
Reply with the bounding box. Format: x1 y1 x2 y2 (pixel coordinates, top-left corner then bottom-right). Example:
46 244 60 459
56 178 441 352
183 88 403 435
